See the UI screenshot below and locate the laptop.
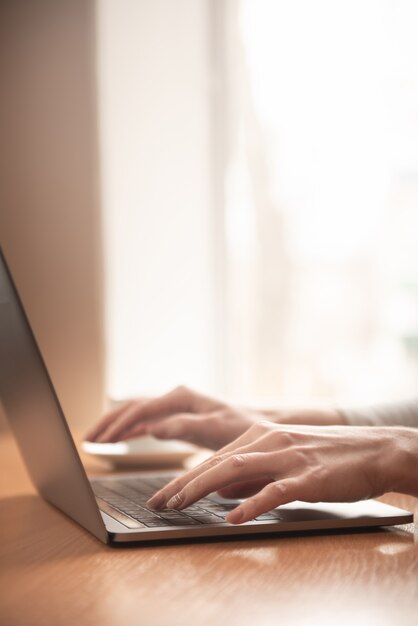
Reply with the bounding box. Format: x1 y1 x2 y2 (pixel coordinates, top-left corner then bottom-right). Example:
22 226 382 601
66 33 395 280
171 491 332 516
0 247 413 545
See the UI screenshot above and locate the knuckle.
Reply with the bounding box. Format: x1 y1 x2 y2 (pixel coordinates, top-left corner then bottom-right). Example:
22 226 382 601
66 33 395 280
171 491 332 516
307 464 325 482
208 412 224 427
289 447 308 467
270 430 294 447
175 414 191 429
190 475 203 495
268 481 287 498
208 454 226 467
170 478 185 494
250 420 272 435
204 415 223 428
174 385 189 396
229 454 246 468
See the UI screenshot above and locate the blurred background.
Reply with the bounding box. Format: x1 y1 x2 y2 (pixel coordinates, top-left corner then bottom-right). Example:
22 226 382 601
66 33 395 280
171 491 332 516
1 0 418 430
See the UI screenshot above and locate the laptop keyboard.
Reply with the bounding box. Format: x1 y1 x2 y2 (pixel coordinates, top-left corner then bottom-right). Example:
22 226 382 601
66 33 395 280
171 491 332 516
91 475 282 529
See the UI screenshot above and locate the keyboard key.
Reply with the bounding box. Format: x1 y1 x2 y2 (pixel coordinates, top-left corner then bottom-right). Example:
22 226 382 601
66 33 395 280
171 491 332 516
189 513 225 524
142 519 173 527
166 517 200 526
96 498 144 529
200 508 229 519
158 512 190 520
255 512 282 521
92 477 241 528
182 505 206 513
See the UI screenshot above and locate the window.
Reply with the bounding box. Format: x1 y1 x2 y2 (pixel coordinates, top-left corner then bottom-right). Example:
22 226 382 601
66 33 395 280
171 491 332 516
97 0 418 406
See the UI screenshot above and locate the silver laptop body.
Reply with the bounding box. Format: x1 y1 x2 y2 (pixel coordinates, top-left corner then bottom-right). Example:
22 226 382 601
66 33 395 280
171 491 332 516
0 247 412 545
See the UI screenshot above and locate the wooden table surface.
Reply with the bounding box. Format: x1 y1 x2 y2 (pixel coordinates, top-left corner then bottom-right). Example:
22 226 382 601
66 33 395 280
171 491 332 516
1 430 417 626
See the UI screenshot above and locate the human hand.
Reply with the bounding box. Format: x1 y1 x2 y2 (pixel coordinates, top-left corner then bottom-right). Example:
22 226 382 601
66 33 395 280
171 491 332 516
85 386 263 449
146 421 416 523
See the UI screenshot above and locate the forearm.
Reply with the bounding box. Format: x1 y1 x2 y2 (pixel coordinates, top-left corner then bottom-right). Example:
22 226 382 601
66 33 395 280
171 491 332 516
261 406 345 426
339 398 418 428
261 398 418 430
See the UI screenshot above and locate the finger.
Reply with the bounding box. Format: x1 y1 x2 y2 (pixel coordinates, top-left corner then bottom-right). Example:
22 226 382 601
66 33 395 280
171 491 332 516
95 389 189 442
96 386 219 443
85 400 137 441
147 425 312 510
213 426 297 464
200 423 265 459
145 413 230 449
143 413 206 443
165 451 281 510
217 478 272 499
148 423 300 509
104 420 150 441
95 401 149 443
226 477 307 524
146 428 291 510
147 439 269 509
212 420 287 458
120 411 217 445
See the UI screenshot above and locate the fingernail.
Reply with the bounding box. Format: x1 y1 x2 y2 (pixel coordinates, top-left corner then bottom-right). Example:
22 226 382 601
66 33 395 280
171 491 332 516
147 493 166 510
227 507 244 524
166 492 185 510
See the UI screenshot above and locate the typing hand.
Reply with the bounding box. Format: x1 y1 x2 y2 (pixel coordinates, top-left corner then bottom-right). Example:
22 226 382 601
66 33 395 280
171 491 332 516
85 386 261 449
146 422 416 523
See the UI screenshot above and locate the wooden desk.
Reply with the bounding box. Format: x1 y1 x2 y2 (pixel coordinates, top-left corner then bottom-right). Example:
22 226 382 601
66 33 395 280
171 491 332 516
1 431 417 626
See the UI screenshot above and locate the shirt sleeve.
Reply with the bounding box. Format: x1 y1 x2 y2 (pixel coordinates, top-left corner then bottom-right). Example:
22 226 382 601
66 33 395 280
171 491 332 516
339 399 418 428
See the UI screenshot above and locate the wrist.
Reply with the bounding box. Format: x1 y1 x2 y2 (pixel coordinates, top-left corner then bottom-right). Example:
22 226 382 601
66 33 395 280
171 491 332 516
270 406 346 426
388 428 418 496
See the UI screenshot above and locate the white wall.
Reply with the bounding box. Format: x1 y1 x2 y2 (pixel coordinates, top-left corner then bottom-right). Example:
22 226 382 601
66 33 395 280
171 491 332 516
0 0 105 430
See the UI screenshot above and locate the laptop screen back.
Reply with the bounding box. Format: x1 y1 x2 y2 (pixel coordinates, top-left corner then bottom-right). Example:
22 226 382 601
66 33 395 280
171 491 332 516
0 249 107 542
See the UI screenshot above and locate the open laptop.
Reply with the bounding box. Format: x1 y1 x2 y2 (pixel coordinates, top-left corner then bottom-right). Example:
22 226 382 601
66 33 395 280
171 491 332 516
0 247 413 545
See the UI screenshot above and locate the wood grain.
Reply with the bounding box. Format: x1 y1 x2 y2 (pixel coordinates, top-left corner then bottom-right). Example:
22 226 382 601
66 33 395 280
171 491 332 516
1 431 417 626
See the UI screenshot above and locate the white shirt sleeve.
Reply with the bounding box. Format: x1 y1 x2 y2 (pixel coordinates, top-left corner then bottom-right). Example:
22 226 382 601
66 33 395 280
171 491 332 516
340 399 418 428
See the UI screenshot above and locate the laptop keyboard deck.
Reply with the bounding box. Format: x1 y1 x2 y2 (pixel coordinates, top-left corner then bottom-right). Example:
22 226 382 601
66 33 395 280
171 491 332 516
91 475 282 529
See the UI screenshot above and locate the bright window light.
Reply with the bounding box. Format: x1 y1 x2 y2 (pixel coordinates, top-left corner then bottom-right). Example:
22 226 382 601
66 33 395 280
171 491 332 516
98 0 418 405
